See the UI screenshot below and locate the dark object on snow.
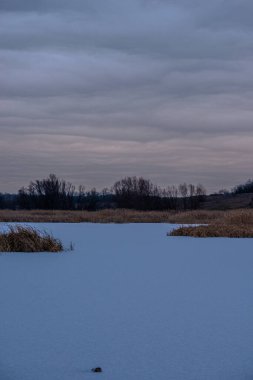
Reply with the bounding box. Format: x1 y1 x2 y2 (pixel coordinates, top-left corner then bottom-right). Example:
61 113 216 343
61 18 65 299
91 367 102 373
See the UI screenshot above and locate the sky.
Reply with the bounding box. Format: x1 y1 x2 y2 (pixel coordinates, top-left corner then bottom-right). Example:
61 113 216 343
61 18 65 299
1 0 253 193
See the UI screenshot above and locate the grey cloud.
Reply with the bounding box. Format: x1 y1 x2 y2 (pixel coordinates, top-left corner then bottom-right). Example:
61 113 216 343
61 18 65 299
1 7 253 61
0 0 252 192
197 0 253 31
0 0 97 12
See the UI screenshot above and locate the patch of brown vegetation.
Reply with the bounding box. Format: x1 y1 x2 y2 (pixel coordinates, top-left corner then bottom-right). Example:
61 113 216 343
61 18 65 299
168 209 253 238
0 226 63 252
222 209 253 226
169 224 253 238
0 209 236 224
0 209 252 224
0 209 252 238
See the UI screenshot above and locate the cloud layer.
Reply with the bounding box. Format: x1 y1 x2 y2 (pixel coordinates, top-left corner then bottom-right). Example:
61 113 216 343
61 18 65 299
1 0 253 192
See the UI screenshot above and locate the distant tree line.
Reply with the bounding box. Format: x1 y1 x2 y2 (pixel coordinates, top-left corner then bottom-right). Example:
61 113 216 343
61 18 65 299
17 174 106 211
0 193 17 210
232 179 253 195
1 175 252 210
0 174 208 211
113 177 206 210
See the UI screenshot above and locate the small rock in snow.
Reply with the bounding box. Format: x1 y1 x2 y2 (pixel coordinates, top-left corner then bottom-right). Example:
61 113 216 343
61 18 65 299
91 367 102 373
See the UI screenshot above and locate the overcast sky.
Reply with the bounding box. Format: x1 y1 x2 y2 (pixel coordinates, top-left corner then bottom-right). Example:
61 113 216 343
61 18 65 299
1 0 252 192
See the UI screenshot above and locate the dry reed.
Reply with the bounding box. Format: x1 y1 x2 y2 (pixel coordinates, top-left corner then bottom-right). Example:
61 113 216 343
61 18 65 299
0 209 253 238
0 225 63 252
0 209 252 239
168 209 253 238
0 208 252 224
169 224 253 238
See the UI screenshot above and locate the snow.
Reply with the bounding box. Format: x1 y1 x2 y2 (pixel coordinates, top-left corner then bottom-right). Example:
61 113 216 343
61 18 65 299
0 223 253 380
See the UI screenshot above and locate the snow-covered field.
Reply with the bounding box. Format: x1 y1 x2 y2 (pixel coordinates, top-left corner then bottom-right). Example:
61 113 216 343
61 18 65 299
1 223 253 380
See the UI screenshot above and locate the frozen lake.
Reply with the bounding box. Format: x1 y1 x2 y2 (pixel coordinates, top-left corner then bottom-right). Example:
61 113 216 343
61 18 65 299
1 223 253 380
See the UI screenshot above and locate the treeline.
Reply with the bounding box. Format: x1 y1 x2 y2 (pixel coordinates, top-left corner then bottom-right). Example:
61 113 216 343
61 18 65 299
0 174 207 211
18 174 107 211
113 177 206 210
232 179 253 195
1 175 252 210
0 194 17 209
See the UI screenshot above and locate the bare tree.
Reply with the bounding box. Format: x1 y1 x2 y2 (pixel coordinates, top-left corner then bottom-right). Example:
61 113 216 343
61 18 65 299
113 176 155 209
167 185 179 209
179 183 188 209
19 174 75 209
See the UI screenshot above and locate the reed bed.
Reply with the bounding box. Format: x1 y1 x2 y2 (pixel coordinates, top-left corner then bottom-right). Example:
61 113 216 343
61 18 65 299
0 208 252 224
169 224 253 238
0 209 253 238
0 209 252 239
168 209 253 238
0 226 63 252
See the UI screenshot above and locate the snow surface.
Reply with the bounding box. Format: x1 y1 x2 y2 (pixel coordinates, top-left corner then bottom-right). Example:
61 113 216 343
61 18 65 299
0 223 253 380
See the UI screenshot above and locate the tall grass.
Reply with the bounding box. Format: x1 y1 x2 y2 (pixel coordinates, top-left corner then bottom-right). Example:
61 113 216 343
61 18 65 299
0 226 63 252
0 209 252 239
169 224 253 238
168 209 253 238
0 209 252 224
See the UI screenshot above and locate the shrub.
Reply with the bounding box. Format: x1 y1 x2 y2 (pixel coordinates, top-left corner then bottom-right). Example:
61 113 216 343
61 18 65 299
0 226 63 252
